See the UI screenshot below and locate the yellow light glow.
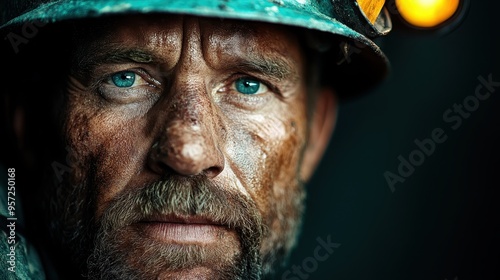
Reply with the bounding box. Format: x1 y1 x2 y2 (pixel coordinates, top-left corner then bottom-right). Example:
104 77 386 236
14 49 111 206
396 0 460 28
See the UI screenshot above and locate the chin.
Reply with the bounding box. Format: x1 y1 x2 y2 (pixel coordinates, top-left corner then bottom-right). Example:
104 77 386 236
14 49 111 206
156 267 224 280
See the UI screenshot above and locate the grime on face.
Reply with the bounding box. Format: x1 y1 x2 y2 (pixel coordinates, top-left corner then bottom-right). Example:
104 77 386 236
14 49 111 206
52 14 312 279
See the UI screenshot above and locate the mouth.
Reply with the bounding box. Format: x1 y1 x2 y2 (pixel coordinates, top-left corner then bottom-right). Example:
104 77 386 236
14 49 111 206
135 214 229 244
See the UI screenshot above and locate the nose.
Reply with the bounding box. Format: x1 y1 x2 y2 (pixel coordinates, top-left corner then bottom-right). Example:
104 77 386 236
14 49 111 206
148 84 225 179
148 17 225 178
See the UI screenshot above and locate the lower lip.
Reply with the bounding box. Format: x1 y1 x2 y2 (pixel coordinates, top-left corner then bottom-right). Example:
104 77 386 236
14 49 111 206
139 222 224 243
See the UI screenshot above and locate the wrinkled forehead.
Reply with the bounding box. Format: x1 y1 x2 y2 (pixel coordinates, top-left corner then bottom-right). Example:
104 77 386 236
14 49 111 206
71 14 303 65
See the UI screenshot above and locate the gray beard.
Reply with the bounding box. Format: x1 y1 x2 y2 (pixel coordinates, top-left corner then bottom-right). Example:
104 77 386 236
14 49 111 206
46 173 305 279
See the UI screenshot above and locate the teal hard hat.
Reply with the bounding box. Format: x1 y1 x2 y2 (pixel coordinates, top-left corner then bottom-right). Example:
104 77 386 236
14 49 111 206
0 0 392 97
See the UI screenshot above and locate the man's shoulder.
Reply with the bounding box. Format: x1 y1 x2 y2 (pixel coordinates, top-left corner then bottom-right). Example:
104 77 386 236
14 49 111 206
1 166 46 280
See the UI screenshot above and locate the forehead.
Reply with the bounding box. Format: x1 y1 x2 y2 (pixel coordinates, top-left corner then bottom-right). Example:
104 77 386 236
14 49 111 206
74 14 303 65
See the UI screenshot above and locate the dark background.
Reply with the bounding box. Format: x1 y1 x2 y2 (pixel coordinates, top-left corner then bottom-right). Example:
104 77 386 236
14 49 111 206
278 1 499 279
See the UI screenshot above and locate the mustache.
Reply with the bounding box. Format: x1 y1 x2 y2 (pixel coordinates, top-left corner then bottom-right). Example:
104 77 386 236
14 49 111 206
96 175 266 276
100 175 265 231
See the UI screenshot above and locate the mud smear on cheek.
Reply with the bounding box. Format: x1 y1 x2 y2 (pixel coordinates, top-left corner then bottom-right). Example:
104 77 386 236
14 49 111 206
240 114 306 273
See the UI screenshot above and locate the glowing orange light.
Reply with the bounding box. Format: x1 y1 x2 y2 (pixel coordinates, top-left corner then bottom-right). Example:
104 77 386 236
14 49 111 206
396 0 460 28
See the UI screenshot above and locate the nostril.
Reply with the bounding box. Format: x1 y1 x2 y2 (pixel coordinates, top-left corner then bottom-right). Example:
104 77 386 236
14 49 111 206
148 147 170 174
154 161 175 175
203 166 222 179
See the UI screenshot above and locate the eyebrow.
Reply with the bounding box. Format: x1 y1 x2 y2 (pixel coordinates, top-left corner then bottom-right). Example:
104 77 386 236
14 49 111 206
234 55 298 81
75 46 298 82
75 46 161 70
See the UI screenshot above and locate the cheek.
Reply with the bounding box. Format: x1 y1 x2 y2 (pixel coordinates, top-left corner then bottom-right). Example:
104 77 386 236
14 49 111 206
261 117 305 220
240 107 308 256
64 102 150 214
227 104 308 222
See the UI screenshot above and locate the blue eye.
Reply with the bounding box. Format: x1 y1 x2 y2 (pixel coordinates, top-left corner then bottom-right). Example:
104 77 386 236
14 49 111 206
111 71 136 88
234 77 266 95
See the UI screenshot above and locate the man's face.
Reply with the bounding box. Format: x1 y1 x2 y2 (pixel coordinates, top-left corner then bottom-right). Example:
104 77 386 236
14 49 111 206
53 15 312 279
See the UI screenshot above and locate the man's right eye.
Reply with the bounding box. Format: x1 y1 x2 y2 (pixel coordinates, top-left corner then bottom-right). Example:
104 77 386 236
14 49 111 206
97 69 160 104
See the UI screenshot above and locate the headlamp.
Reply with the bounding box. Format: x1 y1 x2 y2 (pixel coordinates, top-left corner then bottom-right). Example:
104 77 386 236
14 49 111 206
394 0 468 31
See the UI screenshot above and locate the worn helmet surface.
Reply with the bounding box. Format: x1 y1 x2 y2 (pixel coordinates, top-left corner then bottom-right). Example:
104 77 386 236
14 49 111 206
1 0 392 96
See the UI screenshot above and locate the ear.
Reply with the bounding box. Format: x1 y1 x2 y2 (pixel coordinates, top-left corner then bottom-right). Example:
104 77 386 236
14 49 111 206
299 87 338 182
13 105 26 150
9 104 31 167
8 100 41 167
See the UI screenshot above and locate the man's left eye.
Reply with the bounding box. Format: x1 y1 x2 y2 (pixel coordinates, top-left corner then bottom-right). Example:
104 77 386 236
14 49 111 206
108 71 147 88
233 77 268 95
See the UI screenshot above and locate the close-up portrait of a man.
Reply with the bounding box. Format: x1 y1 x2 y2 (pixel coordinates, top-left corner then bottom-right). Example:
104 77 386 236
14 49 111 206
0 1 389 279
2 0 499 280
